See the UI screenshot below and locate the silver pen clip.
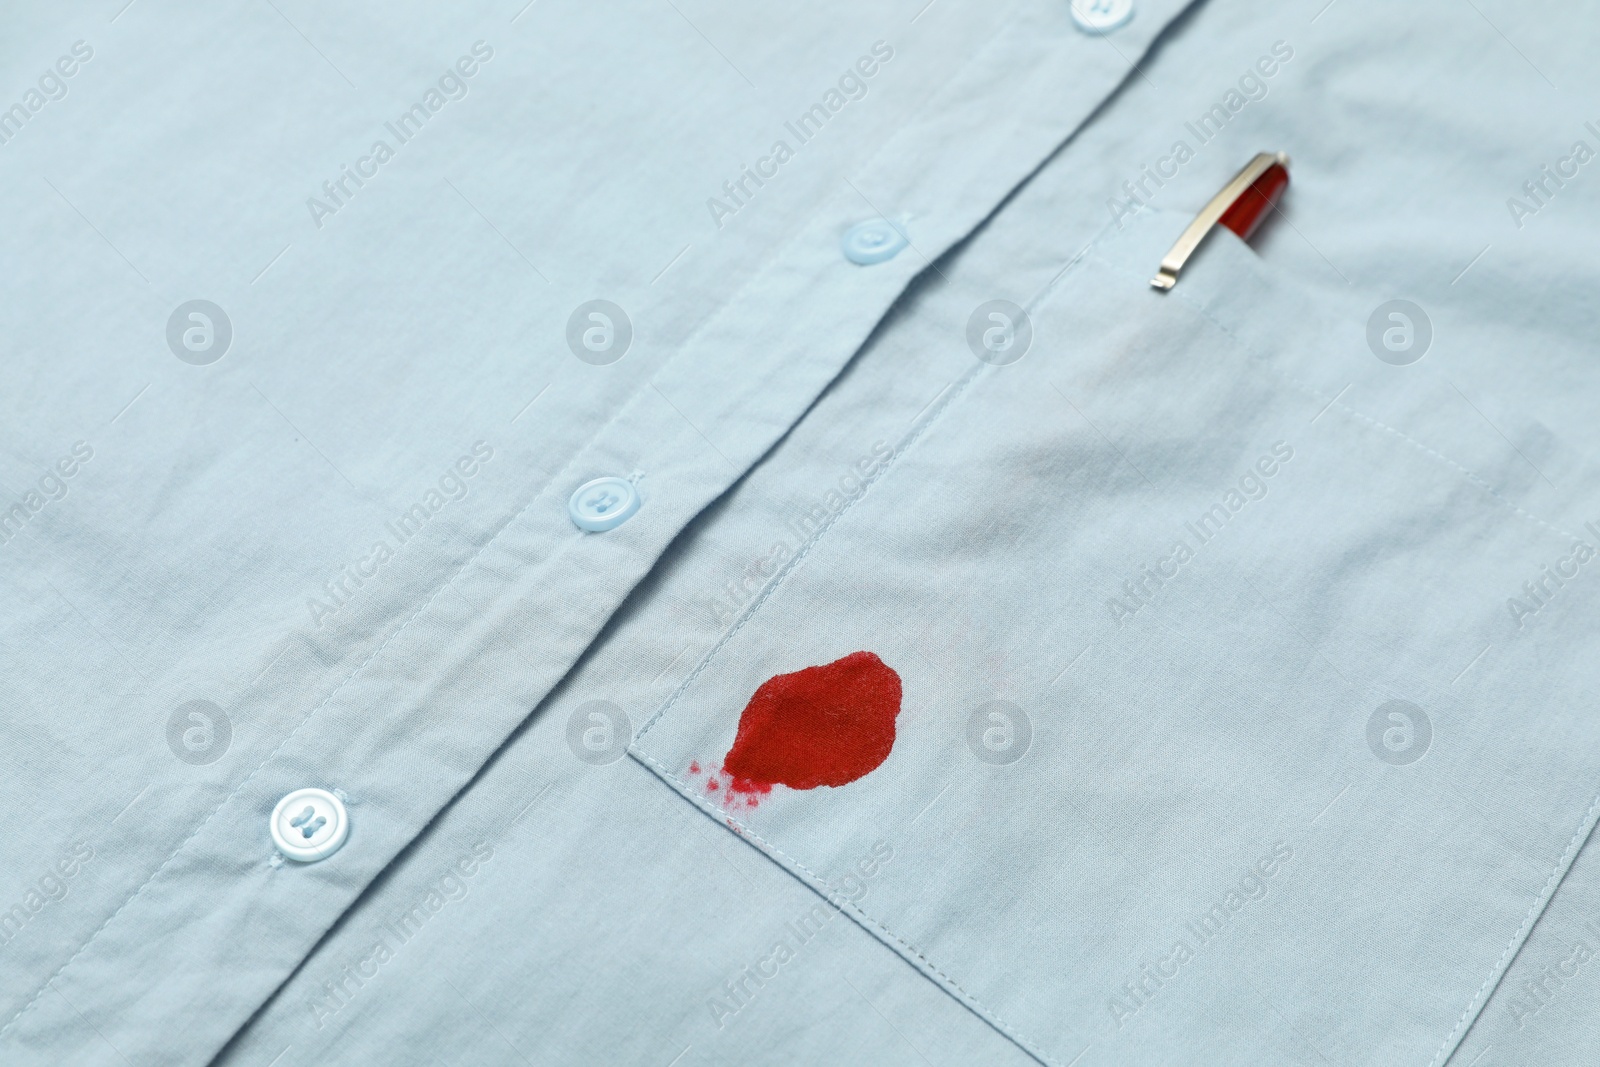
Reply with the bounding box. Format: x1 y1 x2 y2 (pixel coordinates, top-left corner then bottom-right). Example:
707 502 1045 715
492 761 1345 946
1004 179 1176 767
1150 151 1290 291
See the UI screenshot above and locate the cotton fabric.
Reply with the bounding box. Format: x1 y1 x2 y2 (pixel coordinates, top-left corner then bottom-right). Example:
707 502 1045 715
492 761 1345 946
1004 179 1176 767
4 1 1600 1065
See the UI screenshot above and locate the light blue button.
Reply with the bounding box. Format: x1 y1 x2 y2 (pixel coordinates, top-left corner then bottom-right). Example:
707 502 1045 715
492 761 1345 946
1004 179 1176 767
270 788 349 863
1070 0 1133 34
569 476 640 532
841 219 908 265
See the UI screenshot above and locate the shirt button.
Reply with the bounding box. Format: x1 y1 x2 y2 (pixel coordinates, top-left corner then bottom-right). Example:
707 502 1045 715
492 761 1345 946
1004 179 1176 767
1070 0 1134 33
270 788 349 863
840 219 908 265
569 476 640 532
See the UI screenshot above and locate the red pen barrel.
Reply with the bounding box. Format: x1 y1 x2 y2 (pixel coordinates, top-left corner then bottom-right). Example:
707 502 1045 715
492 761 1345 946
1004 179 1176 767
1218 161 1289 241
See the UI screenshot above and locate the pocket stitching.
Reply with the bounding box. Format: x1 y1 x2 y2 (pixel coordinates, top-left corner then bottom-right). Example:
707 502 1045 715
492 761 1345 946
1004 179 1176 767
634 230 1592 1067
630 745 1065 1067
1142 247 1581 544
1427 790 1600 1067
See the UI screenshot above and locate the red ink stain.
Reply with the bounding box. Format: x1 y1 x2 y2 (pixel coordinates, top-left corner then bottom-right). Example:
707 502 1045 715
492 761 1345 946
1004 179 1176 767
725 775 772 799
688 761 700 775
718 651 902 806
1219 161 1289 243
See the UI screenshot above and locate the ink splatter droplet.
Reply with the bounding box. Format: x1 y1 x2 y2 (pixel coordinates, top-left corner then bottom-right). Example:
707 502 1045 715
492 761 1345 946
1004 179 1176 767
696 651 900 809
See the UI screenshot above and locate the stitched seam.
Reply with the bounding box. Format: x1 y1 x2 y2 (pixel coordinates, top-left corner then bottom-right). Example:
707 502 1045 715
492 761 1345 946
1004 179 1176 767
1306 399 1577 542
629 354 1064 1066
632 747 1060 1067
1428 790 1600 1067
1149 256 1579 543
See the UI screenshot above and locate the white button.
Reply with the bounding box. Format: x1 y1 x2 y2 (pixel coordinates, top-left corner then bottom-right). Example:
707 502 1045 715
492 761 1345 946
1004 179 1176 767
1070 0 1134 34
569 476 640 532
841 219 908 265
270 788 349 863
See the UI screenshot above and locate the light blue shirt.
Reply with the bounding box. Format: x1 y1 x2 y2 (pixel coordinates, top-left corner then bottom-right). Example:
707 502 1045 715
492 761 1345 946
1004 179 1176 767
3 1 1599 1064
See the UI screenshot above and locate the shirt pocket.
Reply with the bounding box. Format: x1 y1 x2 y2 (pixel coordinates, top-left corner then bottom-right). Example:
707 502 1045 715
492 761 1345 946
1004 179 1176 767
629 206 1600 1067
